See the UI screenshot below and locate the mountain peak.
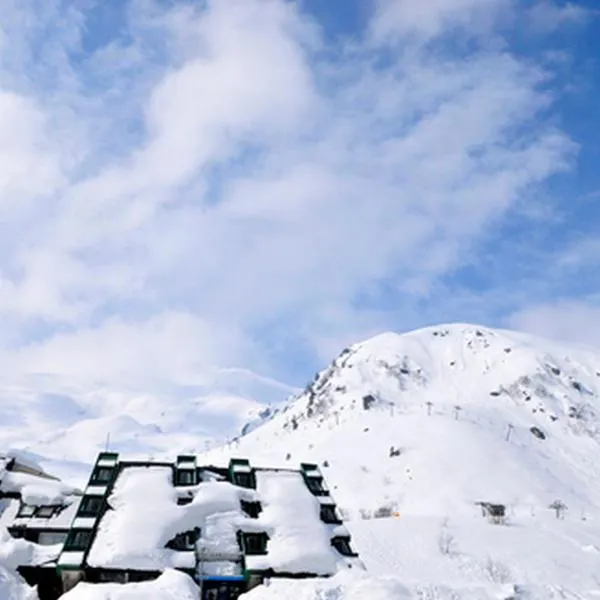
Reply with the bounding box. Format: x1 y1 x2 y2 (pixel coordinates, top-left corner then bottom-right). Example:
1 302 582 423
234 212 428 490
230 323 600 518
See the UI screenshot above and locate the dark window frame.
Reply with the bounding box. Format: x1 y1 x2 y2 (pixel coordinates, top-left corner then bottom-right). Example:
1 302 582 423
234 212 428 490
16 503 36 518
174 469 196 486
331 536 357 557
320 504 341 524
64 529 93 551
35 505 58 519
305 476 327 495
241 500 262 518
78 495 104 517
232 472 254 489
166 528 199 551
90 466 114 484
240 532 269 555
37 530 69 546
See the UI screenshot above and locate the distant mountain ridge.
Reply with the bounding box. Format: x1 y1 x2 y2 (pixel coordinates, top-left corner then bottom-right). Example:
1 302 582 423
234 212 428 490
0 367 296 485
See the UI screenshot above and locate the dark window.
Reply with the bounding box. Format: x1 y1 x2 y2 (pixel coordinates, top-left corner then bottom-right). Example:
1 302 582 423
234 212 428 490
64 529 93 551
97 452 119 462
38 531 68 545
232 472 253 489
35 506 57 518
331 537 356 557
175 470 196 486
177 496 193 506
98 571 128 583
78 496 103 517
17 504 36 518
241 500 262 518
91 467 114 484
23 530 39 542
128 571 159 583
320 504 341 524
203 583 244 600
241 532 268 555
166 529 199 551
306 476 327 495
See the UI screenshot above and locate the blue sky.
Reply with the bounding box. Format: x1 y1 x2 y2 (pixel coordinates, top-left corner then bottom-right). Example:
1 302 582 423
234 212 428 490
0 0 598 392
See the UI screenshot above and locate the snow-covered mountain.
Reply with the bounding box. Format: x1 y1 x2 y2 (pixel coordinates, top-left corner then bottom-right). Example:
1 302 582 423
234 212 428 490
4 323 600 598
0 369 297 485
208 324 600 520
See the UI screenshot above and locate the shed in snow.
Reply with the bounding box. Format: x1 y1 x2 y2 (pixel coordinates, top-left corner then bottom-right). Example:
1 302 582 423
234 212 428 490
0 452 362 600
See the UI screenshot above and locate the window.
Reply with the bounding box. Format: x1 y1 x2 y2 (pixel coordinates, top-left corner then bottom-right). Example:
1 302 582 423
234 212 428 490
17 504 36 518
331 537 356 557
175 470 196 486
128 571 158 583
78 496 103 517
232 472 253 489
320 504 341 524
97 452 119 462
64 529 93 551
98 571 128 583
38 531 68 546
91 467 114 484
166 529 199 551
240 532 268 555
177 496 193 506
35 506 57 518
305 476 327 495
241 500 262 518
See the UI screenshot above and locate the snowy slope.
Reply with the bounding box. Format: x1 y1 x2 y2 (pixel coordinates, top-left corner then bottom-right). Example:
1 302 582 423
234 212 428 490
348 513 600 596
207 324 600 519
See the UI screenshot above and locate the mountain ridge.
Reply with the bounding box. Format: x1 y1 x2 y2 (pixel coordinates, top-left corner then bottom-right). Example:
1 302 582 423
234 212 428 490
216 323 600 519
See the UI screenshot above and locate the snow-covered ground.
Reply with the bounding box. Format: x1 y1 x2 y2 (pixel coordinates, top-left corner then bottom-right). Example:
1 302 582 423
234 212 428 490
3 323 600 598
349 512 600 597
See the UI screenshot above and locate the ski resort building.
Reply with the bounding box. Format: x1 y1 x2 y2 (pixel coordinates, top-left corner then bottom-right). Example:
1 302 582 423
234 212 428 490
0 452 361 599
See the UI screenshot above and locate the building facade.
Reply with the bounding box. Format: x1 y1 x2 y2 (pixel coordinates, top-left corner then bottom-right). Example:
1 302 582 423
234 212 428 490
0 452 361 600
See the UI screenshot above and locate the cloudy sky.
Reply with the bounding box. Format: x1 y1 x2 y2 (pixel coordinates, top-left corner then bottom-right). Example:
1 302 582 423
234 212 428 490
0 0 598 392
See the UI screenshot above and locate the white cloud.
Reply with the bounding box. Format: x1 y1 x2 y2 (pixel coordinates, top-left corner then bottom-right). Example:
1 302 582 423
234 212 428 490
509 301 600 350
370 0 511 42
556 236 600 270
0 0 583 388
0 91 64 207
3 312 253 389
529 1 592 33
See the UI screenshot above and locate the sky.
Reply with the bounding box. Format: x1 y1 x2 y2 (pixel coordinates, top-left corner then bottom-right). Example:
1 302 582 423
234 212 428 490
0 0 598 394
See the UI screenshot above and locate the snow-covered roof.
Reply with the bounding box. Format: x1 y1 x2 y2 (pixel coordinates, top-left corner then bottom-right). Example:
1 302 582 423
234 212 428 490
246 469 358 575
0 463 78 505
86 464 258 571
0 456 81 541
